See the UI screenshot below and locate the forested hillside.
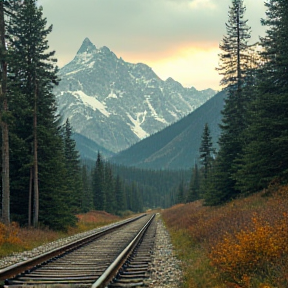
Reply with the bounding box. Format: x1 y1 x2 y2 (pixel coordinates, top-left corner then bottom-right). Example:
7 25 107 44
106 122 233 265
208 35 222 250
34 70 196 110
0 0 79 230
1 0 287 238
0 0 185 231
162 1 288 287
185 0 288 206
110 90 225 169
73 133 115 160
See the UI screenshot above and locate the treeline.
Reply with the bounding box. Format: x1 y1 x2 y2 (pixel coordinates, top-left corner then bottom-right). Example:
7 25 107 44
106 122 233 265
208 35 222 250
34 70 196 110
0 0 81 230
83 153 146 216
178 0 288 206
81 158 191 213
111 164 190 208
0 0 166 230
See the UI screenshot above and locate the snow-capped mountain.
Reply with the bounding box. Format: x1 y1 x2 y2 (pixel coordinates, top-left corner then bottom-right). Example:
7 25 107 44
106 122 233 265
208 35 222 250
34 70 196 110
54 38 216 154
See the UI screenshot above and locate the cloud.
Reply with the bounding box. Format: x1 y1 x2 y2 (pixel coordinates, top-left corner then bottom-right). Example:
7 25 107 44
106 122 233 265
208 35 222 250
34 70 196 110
39 0 266 88
41 0 226 56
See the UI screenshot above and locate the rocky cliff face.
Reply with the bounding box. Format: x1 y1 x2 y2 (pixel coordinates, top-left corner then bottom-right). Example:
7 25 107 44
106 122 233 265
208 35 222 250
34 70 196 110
54 38 216 154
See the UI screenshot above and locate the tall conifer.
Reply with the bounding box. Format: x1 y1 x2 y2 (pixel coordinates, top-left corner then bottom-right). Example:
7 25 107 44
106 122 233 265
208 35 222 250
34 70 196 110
234 0 288 192
187 164 200 202
81 165 93 213
62 119 82 213
209 0 251 204
199 123 215 180
5 0 76 229
115 175 125 213
92 152 106 210
0 0 10 224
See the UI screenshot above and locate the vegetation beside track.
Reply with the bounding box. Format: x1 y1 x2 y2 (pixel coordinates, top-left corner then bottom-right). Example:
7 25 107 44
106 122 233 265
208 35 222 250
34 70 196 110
162 184 288 288
0 211 120 258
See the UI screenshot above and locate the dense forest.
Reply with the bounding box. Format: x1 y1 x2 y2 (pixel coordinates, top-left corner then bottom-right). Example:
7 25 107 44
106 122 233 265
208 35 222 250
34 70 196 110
1 0 287 231
176 0 288 206
0 0 186 230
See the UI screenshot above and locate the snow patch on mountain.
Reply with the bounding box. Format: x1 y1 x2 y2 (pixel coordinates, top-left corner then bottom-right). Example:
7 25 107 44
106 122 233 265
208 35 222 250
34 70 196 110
75 52 93 64
71 91 110 117
55 38 216 154
127 112 149 139
106 91 118 99
65 69 85 76
145 97 167 124
87 61 95 69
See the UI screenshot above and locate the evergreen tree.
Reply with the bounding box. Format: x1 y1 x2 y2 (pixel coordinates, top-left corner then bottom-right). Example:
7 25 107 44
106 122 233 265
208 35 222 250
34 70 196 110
124 183 132 211
130 182 143 212
62 119 82 213
5 0 77 229
209 0 251 204
103 162 116 214
176 180 185 204
7 0 59 227
234 0 288 192
0 0 10 224
92 152 106 210
187 163 200 202
37 128 77 230
81 165 93 213
199 123 215 180
114 174 125 213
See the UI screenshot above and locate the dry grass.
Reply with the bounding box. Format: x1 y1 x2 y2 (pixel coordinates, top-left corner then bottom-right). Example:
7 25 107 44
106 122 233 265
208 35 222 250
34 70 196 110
162 184 288 288
0 210 121 258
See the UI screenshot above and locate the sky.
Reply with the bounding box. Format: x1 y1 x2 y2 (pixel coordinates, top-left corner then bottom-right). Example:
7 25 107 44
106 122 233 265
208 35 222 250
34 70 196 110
38 0 266 91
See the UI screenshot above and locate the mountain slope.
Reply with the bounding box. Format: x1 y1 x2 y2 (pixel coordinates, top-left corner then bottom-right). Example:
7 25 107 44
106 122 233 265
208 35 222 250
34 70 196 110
73 133 114 160
110 90 226 169
54 38 216 154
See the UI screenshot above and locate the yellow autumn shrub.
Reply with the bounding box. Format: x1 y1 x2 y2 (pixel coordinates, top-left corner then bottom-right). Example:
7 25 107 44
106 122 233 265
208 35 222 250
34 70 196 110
0 222 6 245
0 222 22 246
209 213 288 285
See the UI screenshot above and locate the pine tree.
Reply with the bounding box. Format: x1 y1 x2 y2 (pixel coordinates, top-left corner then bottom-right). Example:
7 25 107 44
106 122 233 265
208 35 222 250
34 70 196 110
114 174 125 213
7 0 59 227
199 123 215 180
210 0 251 204
234 0 288 192
5 0 77 229
217 0 251 90
130 182 143 212
81 165 93 213
104 162 116 214
187 163 200 202
0 0 10 224
62 119 82 213
176 180 185 204
92 152 106 210
37 128 77 230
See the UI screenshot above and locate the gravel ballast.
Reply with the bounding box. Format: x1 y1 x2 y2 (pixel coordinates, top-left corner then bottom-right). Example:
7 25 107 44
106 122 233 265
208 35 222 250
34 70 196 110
147 214 183 287
0 219 129 270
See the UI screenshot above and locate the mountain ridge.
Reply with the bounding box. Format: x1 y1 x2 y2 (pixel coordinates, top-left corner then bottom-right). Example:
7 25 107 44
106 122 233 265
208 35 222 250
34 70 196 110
110 90 226 169
54 38 216 156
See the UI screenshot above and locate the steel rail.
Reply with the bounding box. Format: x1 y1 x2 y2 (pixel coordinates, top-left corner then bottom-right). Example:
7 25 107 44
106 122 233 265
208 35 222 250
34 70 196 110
92 213 155 288
0 214 145 281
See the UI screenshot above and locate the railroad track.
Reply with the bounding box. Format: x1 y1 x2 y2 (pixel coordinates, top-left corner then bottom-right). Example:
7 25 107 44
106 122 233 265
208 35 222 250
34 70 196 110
0 214 156 288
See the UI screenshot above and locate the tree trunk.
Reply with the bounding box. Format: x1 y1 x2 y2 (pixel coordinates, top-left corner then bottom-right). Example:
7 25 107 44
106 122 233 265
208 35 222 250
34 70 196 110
33 82 39 227
0 1 10 225
28 167 33 227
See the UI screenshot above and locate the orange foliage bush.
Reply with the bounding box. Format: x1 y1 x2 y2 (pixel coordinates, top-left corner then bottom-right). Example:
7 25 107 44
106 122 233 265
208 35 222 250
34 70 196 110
0 222 22 246
162 184 288 287
209 213 288 285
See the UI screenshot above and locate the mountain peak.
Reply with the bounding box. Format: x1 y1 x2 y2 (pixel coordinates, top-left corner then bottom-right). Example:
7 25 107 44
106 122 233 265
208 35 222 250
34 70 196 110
55 42 216 156
77 37 97 54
